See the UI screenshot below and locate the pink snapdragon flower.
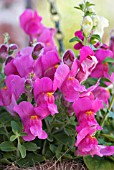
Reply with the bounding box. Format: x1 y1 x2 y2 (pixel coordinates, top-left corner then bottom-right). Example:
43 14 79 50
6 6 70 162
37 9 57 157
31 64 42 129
14 101 48 141
73 96 103 132
76 134 102 157
74 30 84 50
54 60 86 102
20 9 57 52
4 47 34 77
34 77 58 117
91 45 113 78
76 46 98 82
0 75 25 115
38 50 61 80
37 28 57 53
73 95 114 157
92 86 110 106
20 9 43 38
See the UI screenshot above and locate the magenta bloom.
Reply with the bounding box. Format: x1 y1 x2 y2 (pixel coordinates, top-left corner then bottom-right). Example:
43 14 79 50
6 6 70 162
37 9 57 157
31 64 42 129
5 47 34 77
92 86 110 105
38 28 57 53
95 46 113 62
0 75 25 115
54 61 86 102
91 62 109 78
34 77 58 116
0 87 11 106
34 50 61 80
76 46 98 82
76 134 102 157
74 30 84 50
14 102 48 141
20 9 43 37
73 96 102 132
91 46 113 78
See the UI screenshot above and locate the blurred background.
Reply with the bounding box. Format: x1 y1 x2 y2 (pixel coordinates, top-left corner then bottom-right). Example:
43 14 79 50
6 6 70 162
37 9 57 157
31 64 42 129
0 0 114 50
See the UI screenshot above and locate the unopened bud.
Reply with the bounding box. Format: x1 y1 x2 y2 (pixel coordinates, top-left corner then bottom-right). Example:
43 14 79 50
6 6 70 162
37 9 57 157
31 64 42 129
5 56 13 65
0 44 8 63
24 79 33 92
32 42 44 60
63 50 75 68
8 44 18 55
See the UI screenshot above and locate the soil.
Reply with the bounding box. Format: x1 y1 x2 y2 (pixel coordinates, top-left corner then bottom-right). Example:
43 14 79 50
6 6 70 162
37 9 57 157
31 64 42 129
0 160 88 170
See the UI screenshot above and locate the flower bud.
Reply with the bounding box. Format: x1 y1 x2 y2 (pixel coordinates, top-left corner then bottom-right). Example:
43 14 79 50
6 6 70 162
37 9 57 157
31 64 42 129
24 79 33 92
0 44 8 63
82 16 93 36
63 50 75 68
8 44 18 55
32 42 44 59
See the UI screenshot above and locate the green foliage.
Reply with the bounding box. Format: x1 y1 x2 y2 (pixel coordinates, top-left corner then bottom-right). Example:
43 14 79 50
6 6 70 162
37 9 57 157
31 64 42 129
0 141 16 152
84 156 114 170
69 36 82 43
103 57 114 63
0 101 77 167
90 34 101 44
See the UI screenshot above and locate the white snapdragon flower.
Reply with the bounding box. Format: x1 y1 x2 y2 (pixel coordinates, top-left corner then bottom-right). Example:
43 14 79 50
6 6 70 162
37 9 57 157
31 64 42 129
93 16 109 38
82 16 93 36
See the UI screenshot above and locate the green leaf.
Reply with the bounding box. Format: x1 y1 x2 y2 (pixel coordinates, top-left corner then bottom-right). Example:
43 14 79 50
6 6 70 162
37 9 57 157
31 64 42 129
11 121 20 134
100 77 111 83
0 158 11 164
3 152 15 161
0 112 12 124
84 156 114 170
0 141 16 152
18 144 26 158
85 1 95 7
0 127 6 135
85 11 95 16
50 144 57 153
54 133 75 146
23 142 38 152
79 3 84 11
74 6 82 10
102 134 114 142
103 57 114 63
17 153 45 167
10 135 17 141
108 111 114 119
69 36 82 43
19 132 27 137
90 34 101 44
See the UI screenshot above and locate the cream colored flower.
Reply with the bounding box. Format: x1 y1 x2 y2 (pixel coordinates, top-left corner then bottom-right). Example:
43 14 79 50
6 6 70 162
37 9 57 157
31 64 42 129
82 16 93 36
93 16 109 38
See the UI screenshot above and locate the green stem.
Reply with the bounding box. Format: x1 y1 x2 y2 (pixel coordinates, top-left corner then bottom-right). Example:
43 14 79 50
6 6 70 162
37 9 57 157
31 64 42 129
42 140 46 155
100 95 114 128
45 119 51 133
3 124 9 139
16 137 20 160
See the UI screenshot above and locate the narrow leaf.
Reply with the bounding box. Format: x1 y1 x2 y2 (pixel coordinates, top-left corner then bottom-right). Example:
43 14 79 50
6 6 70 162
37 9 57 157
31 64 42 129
18 144 26 158
69 36 82 43
103 57 114 63
0 141 16 152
